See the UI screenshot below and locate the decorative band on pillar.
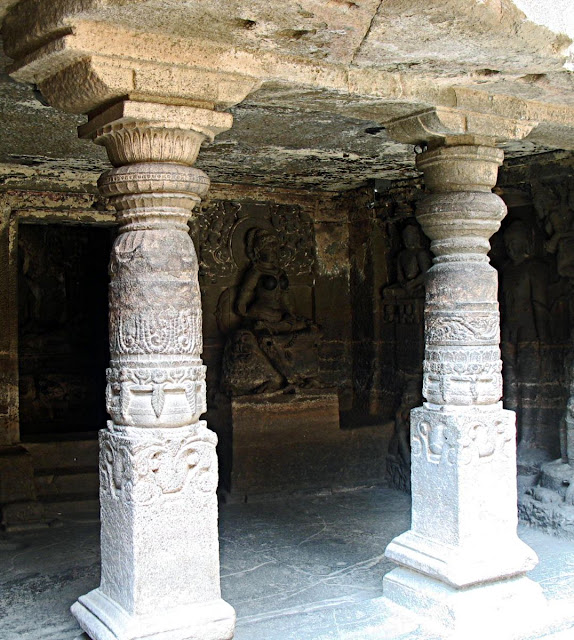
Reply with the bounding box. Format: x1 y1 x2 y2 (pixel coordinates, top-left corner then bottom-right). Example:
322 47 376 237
71 103 236 640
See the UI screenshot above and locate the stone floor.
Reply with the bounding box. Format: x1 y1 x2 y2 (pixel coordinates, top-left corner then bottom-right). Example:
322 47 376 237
2 486 574 640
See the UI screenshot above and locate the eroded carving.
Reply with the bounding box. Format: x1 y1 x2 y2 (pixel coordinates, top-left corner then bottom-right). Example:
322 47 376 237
218 225 321 395
382 222 430 324
100 423 218 506
425 313 499 345
197 202 315 281
412 410 514 467
105 365 207 425
387 379 422 492
109 306 202 356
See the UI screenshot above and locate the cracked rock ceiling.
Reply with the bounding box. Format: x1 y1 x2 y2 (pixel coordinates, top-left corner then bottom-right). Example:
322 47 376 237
0 0 573 193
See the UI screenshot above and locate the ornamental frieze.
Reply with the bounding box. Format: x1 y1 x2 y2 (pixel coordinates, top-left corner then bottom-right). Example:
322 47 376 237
425 312 499 345
100 424 217 506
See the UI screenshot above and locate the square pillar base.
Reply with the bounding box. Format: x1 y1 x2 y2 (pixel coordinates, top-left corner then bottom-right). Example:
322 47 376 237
72 588 235 640
383 567 560 639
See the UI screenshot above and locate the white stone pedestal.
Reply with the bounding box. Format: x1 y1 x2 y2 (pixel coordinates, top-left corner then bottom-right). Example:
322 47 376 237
73 591 235 640
386 403 538 588
71 422 235 640
383 568 548 639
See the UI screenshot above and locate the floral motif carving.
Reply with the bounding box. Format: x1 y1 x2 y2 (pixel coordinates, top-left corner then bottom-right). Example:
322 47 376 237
458 418 514 466
412 420 451 464
100 424 218 506
423 358 502 376
412 409 514 466
109 307 202 356
269 204 315 275
196 201 240 280
196 202 315 281
106 365 207 425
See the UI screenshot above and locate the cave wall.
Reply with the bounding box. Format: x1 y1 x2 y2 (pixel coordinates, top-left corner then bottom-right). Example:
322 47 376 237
0 187 357 494
18 222 113 439
191 193 354 489
345 181 426 428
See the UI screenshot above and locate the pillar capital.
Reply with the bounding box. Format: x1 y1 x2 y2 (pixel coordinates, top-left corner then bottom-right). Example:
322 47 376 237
386 106 537 148
79 100 232 167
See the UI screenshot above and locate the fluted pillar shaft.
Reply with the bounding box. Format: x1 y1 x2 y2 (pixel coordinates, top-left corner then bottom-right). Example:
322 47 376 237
71 101 235 640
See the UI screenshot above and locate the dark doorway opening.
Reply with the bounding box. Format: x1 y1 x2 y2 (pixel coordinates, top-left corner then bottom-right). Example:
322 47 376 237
18 222 114 441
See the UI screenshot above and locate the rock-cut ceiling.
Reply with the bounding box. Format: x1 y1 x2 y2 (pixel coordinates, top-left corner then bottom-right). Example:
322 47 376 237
0 0 573 193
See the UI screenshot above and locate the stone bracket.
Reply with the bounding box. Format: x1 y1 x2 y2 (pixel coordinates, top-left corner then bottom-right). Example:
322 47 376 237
79 100 233 142
386 106 537 146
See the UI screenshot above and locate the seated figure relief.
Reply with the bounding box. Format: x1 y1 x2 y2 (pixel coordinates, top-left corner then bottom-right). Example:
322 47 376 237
382 223 431 324
383 224 432 300
219 227 321 395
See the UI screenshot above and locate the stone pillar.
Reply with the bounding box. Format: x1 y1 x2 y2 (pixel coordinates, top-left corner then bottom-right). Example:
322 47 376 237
382 110 548 637
70 101 235 640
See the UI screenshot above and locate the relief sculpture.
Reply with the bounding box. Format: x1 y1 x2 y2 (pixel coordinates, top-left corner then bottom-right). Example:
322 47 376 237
219 227 321 395
100 423 218 506
382 223 431 324
383 222 430 491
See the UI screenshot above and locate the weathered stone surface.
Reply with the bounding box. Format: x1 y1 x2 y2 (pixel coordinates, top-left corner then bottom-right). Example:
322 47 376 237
382 118 546 636
73 422 234 640
230 391 391 500
3 2 574 195
0 445 45 531
0 204 18 446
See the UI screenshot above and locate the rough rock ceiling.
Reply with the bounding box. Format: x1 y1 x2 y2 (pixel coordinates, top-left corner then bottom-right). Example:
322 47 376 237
1 0 573 193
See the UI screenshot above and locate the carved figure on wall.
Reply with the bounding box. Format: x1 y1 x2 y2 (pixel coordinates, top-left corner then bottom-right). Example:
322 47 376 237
533 179 574 280
518 180 574 535
500 220 552 453
501 220 551 345
219 228 321 395
384 223 431 300
382 223 431 324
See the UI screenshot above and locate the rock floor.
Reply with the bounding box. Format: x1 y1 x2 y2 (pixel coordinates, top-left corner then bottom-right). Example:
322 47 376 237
1 486 574 640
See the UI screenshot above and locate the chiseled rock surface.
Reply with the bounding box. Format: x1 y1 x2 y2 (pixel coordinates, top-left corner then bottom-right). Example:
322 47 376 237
1 1 574 193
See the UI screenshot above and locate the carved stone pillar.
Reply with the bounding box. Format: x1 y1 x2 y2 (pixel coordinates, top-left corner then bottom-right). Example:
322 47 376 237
382 110 550 637
70 101 235 640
